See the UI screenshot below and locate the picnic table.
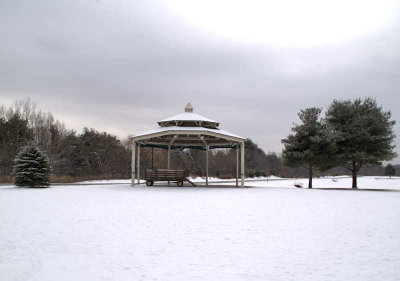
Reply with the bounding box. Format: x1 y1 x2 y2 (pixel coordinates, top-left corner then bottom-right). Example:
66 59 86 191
144 169 196 187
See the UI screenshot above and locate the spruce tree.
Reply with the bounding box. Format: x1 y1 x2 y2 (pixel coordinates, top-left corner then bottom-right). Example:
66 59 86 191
282 107 337 188
13 145 51 187
326 98 396 188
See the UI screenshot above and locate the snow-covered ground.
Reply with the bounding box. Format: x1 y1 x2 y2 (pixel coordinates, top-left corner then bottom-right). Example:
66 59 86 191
78 175 400 190
1 177 400 281
227 176 400 190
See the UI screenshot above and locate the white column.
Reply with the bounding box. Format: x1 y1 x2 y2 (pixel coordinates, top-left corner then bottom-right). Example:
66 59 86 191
167 145 171 169
241 141 245 188
137 143 141 184
167 144 171 185
131 141 136 186
236 143 239 187
206 145 209 186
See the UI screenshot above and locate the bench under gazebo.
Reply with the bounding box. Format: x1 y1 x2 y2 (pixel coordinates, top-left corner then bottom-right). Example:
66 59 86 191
130 103 246 187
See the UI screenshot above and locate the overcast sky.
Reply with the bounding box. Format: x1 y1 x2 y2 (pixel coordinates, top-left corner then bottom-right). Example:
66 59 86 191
1 0 399 163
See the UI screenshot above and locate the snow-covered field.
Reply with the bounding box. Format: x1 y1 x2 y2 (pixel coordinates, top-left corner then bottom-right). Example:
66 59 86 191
238 176 400 190
1 177 400 281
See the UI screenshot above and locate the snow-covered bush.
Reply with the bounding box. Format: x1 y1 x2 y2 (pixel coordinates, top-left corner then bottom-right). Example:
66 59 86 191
13 145 51 187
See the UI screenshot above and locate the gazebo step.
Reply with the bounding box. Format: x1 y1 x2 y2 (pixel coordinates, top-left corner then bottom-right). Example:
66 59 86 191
186 179 196 186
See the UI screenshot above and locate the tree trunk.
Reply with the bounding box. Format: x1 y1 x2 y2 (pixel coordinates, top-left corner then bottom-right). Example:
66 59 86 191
352 169 357 189
308 166 313 189
351 161 361 189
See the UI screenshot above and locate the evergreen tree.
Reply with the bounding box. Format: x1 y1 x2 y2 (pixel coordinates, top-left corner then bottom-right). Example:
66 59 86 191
13 145 51 187
326 98 396 188
385 164 396 178
282 107 337 188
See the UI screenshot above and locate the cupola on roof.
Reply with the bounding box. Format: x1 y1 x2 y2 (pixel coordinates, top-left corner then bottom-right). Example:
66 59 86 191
185 102 193 113
158 103 219 129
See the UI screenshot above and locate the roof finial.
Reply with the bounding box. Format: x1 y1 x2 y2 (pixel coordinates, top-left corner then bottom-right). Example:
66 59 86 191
185 102 193 113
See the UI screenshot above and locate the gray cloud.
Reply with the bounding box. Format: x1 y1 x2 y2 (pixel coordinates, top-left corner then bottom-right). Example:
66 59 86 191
1 0 399 162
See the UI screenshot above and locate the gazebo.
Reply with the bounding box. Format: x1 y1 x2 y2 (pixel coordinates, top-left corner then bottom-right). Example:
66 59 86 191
130 103 246 187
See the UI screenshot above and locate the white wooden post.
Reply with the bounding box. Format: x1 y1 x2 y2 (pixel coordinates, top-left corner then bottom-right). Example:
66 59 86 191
206 145 209 186
236 143 239 187
137 142 141 184
167 145 171 169
167 144 171 185
131 141 136 186
241 141 245 188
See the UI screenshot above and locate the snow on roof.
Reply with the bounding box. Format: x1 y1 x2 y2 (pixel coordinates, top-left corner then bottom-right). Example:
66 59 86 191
132 103 244 143
131 126 245 141
159 112 218 123
158 102 219 126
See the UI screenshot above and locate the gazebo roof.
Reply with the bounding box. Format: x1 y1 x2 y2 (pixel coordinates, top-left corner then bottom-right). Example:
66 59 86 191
133 126 244 141
158 103 219 128
159 112 218 125
130 103 245 149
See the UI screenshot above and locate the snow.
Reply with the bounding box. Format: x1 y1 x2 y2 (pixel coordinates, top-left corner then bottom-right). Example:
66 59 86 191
131 126 245 140
1 177 400 281
75 179 137 184
245 176 400 190
189 175 285 183
159 112 218 123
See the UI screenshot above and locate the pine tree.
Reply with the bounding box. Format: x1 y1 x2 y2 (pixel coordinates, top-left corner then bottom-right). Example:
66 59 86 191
282 107 337 188
13 145 51 187
326 98 396 188
385 164 396 178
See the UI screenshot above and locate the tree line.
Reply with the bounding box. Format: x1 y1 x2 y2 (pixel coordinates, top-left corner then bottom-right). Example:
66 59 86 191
0 99 130 182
